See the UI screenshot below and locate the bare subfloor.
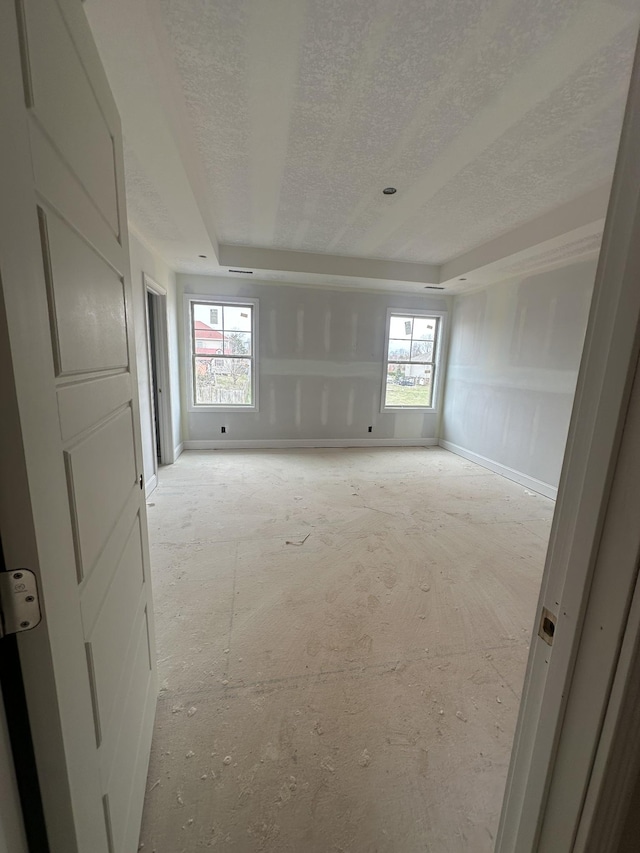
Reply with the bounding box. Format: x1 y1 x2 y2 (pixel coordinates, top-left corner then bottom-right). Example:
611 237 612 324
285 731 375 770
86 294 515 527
139 448 552 853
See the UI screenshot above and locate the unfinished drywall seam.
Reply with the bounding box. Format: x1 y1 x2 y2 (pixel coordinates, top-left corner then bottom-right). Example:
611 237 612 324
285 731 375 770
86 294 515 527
179 274 450 444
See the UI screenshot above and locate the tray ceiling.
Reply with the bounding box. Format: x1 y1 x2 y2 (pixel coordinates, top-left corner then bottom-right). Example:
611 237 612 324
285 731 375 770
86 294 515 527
86 0 640 291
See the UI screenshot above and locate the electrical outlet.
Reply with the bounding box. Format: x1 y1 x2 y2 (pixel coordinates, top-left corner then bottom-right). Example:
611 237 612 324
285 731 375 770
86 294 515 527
221 426 226 434
368 426 373 433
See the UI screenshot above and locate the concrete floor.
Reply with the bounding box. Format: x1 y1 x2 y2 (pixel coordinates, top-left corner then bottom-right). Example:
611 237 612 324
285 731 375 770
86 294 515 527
138 447 553 852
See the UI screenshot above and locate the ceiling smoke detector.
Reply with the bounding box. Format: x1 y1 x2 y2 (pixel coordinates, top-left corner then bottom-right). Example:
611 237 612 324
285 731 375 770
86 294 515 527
382 187 397 195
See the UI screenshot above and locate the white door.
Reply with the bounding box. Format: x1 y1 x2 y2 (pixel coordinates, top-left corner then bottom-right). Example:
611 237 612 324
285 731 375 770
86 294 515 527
0 1 156 852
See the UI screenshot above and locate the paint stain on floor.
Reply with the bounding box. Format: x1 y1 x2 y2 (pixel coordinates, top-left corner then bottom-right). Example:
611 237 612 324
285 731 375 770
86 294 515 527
138 447 552 852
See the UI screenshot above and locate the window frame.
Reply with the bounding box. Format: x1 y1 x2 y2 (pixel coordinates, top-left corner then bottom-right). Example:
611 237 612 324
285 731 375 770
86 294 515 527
381 308 447 413
184 294 259 412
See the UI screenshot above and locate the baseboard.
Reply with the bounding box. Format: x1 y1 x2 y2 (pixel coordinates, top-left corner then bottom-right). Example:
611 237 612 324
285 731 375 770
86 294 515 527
144 473 158 497
173 442 184 460
438 439 557 500
183 438 439 450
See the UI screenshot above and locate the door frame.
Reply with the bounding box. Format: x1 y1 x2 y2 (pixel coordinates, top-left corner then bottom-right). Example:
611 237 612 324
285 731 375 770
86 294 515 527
576 430 640 852
497 29 640 852
0 639 44 853
0 682 28 853
143 273 174 482
0 635 29 853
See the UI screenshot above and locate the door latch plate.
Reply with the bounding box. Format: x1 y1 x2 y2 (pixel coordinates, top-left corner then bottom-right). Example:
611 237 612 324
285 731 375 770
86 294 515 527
0 570 42 638
538 606 557 646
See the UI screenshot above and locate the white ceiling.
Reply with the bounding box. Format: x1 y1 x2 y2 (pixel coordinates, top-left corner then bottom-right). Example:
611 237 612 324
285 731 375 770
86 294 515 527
85 0 640 292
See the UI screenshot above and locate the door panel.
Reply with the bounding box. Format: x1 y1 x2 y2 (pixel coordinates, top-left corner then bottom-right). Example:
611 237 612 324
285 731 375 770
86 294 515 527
87 519 146 745
99 602 152 787
30 121 122 271
0 1 157 851
79 489 143 632
22 0 120 234
65 408 137 580
105 609 155 853
40 209 128 374
57 373 133 442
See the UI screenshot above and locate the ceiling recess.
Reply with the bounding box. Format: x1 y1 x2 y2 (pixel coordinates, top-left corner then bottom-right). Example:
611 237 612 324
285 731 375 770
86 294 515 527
229 269 253 274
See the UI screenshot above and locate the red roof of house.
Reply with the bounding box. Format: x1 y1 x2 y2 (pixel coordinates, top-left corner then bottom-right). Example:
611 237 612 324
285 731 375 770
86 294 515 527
194 320 223 340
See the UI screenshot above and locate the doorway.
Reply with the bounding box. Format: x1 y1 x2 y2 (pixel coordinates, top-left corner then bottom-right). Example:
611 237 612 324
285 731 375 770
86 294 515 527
143 275 173 494
147 291 162 466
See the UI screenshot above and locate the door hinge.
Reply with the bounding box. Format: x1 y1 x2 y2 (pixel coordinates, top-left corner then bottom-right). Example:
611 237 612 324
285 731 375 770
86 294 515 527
0 570 42 639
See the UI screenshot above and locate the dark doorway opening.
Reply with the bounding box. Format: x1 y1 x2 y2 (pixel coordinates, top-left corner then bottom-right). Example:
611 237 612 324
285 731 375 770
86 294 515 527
147 290 162 464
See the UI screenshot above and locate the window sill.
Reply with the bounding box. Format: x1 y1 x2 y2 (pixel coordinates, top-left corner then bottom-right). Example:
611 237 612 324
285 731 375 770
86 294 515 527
381 406 439 414
188 405 259 414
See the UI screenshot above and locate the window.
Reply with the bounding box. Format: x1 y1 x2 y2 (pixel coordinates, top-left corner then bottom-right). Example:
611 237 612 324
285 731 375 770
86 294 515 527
383 311 442 409
188 298 257 409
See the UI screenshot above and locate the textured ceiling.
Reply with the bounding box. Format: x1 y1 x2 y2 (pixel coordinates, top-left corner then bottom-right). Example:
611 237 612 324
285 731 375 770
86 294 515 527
157 0 639 265
84 0 640 291
122 140 186 246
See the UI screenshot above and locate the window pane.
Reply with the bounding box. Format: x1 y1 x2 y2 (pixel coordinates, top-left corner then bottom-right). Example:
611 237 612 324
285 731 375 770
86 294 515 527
413 316 437 341
388 339 411 361
193 302 223 330
223 331 252 355
193 303 224 355
410 339 434 362
223 305 252 332
194 357 252 406
389 315 413 339
384 364 433 407
193 331 223 355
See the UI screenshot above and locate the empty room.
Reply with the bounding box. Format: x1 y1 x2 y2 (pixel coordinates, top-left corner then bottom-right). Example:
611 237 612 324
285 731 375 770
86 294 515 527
2 2 640 853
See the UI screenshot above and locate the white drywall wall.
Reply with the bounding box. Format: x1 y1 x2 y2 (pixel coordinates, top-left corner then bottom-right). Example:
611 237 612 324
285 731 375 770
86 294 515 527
129 234 182 486
441 259 596 494
179 275 450 445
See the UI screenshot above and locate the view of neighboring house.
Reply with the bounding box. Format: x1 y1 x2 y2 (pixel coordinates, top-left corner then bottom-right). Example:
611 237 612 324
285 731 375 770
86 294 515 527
387 362 431 385
193 320 223 355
